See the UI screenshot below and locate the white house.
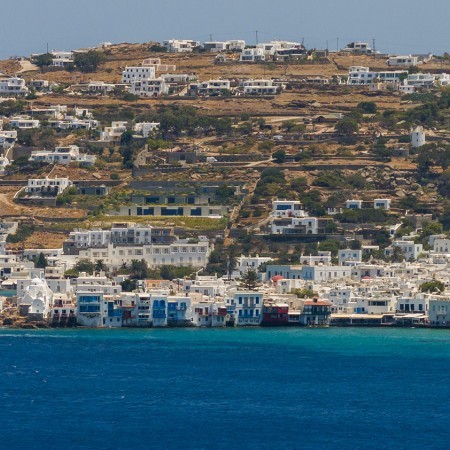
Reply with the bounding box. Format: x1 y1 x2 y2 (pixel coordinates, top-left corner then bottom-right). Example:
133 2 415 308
227 291 263 326
129 78 169 97
346 200 363 209
429 296 450 327
133 122 160 138
385 240 424 261
99 121 128 142
121 66 156 83
338 249 362 265
272 200 306 218
373 199 391 210
203 41 229 52
228 40 246 51
240 48 266 62
51 51 74 67
0 130 17 149
198 79 231 96
9 116 40 129
240 79 278 95
29 145 96 166
433 239 450 254
0 77 28 95
163 39 199 53
387 55 419 67
236 255 273 276
87 81 116 94
406 73 436 87
342 42 373 54
347 67 407 85
271 217 319 235
26 177 71 196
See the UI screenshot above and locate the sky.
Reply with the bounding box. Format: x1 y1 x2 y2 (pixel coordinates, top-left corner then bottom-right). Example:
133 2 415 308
0 0 448 59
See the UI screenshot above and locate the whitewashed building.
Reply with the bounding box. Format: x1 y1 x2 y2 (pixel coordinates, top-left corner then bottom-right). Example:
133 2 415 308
0 77 28 95
99 121 128 141
9 116 40 129
130 78 169 97
163 39 199 53
240 48 266 62
26 177 71 195
121 66 156 83
29 145 96 166
387 55 419 67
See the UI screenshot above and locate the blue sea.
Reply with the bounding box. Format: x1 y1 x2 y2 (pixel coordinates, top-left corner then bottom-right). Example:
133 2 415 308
1 327 450 450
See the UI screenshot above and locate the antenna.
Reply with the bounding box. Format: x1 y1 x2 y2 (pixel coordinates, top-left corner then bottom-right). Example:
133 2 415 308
372 38 376 52
255 30 259 45
326 40 329 51
337 37 339 52
209 34 213 42
46 42 49 54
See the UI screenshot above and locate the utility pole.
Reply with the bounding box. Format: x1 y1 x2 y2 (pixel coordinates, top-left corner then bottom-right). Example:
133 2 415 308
372 38 376 59
46 42 49 54
337 37 339 52
209 34 213 42
326 40 329 51
255 30 259 45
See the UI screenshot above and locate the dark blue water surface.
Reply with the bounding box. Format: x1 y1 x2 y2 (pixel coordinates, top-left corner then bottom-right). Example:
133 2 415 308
1 327 450 449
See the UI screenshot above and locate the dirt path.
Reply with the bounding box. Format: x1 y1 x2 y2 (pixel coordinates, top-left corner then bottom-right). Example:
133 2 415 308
18 59 38 73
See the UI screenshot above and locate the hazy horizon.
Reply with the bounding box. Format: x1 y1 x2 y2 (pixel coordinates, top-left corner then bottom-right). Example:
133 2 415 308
0 0 448 59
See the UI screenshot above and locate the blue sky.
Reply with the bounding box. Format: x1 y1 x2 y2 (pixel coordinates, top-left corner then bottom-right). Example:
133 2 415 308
0 0 448 59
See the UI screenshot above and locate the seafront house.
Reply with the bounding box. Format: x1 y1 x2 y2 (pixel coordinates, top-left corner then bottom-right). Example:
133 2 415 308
227 291 263 326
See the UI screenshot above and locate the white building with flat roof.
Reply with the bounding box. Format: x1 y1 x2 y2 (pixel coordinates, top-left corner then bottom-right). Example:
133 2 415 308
240 48 266 62
121 66 156 83
26 177 71 196
163 39 199 53
9 116 40 129
0 77 28 95
387 55 419 67
100 121 128 141
129 78 169 97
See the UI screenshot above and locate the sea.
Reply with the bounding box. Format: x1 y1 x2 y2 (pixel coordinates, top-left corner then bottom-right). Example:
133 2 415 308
1 327 450 450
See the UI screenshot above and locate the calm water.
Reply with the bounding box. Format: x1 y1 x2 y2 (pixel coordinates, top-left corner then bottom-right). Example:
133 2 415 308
1 327 450 450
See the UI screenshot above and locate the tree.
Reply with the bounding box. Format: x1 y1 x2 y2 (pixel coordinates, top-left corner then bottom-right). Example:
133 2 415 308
120 130 133 146
130 259 148 280
357 101 377 114
272 149 286 163
226 245 239 280
34 252 48 269
419 281 445 293
33 53 53 69
239 268 260 290
75 259 95 274
336 118 359 135
73 50 105 73
95 260 106 273
390 246 405 263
